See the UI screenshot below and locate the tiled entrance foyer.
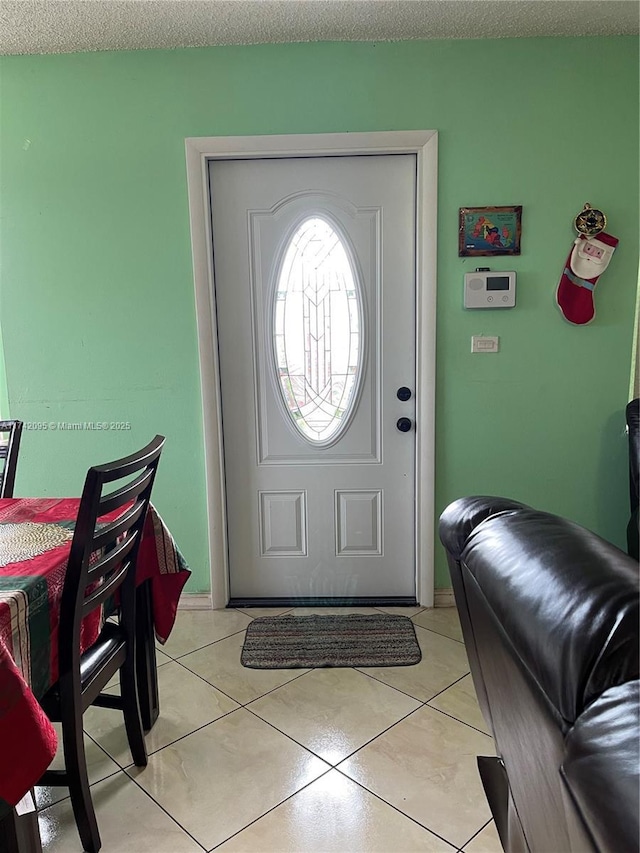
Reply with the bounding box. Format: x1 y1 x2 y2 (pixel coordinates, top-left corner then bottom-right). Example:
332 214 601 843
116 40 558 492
37 607 502 852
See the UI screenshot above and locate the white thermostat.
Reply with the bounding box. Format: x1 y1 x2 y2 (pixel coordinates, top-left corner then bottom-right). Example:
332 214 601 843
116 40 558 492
464 270 516 309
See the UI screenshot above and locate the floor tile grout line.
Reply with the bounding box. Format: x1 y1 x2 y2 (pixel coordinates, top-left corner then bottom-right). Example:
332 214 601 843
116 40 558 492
231 607 294 619
175 652 314 708
168 656 248 707
163 618 468 709
424 703 492 739
172 642 474 730
147 661 475 774
241 703 339 765
245 663 422 712
37 763 209 852
331 765 460 851
84 704 328 852
330 700 436 766
81 728 139 774
204 766 335 851
159 625 252 661
241 692 426 772
35 790 71 812
420 670 470 704
203 735 464 853
457 817 496 850
95 660 427 771
85 706 246 774
354 666 435 702
411 620 466 645
40 737 466 853
123 766 209 851
166 639 475 738
141 673 432 774
235 666 314 707
355 664 470 705
372 605 426 616
101 667 480 769
116 705 244 767
37 730 127 812
121 703 338 851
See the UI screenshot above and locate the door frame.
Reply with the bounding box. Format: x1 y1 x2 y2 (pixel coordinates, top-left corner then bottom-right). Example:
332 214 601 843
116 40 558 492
185 131 438 609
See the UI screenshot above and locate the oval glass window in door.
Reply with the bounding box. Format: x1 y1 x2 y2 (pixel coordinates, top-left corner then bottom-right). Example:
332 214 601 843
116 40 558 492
274 216 363 444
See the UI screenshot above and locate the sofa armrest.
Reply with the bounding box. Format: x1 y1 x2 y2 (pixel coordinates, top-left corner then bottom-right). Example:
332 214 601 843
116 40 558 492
454 508 638 723
439 496 530 560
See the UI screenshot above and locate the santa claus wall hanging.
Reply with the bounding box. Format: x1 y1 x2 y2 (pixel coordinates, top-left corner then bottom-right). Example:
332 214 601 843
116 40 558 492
556 203 618 325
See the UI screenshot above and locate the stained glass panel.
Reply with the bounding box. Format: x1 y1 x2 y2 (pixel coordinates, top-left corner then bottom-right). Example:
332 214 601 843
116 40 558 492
274 217 362 443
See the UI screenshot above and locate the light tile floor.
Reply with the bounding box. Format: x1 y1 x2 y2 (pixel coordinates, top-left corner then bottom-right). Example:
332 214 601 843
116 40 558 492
36 606 502 852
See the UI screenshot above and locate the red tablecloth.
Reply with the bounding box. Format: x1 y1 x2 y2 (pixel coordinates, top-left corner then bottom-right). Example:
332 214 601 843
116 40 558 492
0 498 190 807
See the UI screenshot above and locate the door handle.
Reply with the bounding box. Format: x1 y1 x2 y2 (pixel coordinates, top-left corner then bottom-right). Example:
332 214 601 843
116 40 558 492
396 417 413 433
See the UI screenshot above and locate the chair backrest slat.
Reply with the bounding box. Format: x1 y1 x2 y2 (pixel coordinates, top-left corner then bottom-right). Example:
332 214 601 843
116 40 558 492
92 441 166 483
81 562 131 616
91 500 146 553
58 435 165 680
98 468 155 516
85 530 139 584
0 420 23 498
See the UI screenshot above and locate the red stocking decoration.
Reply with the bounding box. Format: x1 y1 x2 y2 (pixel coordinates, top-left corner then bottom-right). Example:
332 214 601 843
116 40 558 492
556 232 618 325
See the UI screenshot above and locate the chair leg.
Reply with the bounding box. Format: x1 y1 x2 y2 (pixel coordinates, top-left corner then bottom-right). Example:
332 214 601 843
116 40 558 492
61 711 101 853
136 580 160 731
120 649 148 768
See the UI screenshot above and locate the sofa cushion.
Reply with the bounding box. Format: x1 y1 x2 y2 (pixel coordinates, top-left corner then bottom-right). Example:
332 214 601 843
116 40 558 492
459 507 639 723
561 681 640 853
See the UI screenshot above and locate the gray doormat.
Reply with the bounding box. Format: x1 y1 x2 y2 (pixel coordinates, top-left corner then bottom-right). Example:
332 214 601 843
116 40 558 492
241 614 422 669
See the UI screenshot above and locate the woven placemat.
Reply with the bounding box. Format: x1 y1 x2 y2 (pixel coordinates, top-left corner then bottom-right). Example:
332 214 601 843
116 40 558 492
241 613 422 669
0 522 73 567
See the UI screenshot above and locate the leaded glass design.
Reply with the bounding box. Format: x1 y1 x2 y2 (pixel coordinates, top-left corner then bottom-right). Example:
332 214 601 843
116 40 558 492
274 217 362 444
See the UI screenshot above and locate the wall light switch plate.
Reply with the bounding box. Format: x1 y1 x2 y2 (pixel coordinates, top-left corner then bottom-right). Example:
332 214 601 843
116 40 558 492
471 335 499 353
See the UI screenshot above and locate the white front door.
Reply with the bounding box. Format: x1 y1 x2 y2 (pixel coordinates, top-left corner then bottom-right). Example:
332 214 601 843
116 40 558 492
210 154 417 601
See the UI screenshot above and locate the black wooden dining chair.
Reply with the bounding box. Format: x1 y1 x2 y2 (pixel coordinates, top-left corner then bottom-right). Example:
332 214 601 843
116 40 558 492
0 419 23 498
39 435 165 853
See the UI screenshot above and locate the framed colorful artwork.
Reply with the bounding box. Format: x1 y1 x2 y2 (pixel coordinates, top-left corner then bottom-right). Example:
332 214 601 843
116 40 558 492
458 205 522 257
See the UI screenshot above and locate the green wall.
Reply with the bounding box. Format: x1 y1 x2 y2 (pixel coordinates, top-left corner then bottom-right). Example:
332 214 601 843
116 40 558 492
1 36 637 592
0 323 9 419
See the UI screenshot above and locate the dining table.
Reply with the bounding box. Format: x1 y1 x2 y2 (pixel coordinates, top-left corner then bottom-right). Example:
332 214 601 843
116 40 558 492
0 497 191 852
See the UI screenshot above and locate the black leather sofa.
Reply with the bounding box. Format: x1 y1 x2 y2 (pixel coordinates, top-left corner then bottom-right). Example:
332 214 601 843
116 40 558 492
439 496 639 853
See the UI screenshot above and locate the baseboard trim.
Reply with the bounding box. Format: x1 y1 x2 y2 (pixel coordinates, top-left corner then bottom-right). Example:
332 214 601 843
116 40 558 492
434 588 455 607
178 594 213 610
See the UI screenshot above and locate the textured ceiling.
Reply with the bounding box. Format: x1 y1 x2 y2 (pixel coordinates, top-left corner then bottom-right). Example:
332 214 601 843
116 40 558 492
1 0 638 56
